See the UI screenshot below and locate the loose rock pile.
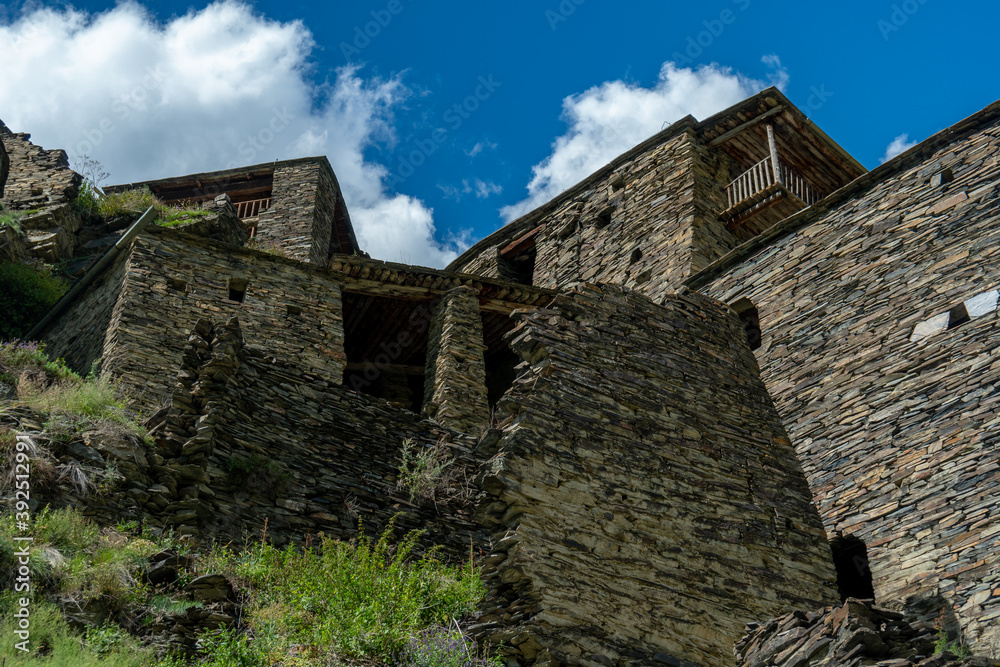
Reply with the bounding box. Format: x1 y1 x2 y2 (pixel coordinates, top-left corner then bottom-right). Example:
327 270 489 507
735 599 999 667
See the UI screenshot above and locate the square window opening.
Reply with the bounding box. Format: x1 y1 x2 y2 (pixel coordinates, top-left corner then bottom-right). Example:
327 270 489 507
228 278 248 304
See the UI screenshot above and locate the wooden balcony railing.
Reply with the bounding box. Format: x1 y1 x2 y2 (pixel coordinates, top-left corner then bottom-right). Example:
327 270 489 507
236 197 272 219
724 155 820 210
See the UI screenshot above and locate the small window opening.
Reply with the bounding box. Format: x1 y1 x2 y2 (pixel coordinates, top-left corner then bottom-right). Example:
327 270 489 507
947 303 971 330
228 278 248 304
499 245 536 286
167 278 187 292
286 304 302 317
596 209 612 229
731 298 762 351
931 168 954 188
830 536 875 601
611 176 625 192
629 248 643 265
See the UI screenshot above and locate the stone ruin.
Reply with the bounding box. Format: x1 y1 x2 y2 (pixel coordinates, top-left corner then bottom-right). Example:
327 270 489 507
3 86 1000 665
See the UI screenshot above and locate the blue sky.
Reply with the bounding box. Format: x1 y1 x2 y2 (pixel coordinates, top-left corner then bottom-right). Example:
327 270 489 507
1 0 998 267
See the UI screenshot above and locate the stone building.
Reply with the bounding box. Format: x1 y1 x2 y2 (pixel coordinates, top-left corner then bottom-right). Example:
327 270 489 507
3 86 999 665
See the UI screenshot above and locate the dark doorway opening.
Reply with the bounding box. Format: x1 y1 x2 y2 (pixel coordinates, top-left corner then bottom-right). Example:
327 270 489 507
730 298 762 350
481 311 521 411
341 292 433 413
830 535 875 601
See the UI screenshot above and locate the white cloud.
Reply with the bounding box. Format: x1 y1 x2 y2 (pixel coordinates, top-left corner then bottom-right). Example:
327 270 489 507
439 178 503 201
0 1 462 267
500 59 787 222
465 140 497 157
881 134 918 163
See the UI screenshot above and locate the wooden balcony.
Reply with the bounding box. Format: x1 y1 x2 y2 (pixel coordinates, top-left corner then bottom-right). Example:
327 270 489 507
719 124 824 234
236 197 272 219
721 155 821 223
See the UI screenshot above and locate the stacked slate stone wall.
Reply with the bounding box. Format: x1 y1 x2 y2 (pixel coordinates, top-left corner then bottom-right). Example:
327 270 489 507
697 113 1000 646
144 316 487 554
43 196 247 374
100 226 346 409
0 126 8 198
44 249 131 374
735 599 999 667
0 120 85 261
451 128 753 303
475 284 837 667
255 157 341 264
423 286 490 434
454 130 738 300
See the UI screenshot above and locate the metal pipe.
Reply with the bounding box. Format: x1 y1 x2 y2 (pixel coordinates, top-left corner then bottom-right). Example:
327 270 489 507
26 206 156 340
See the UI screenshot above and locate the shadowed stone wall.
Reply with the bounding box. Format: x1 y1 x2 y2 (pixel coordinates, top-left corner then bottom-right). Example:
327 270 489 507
0 119 85 261
697 109 1000 646
476 284 837 667
100 225 346 408
141 316 487 554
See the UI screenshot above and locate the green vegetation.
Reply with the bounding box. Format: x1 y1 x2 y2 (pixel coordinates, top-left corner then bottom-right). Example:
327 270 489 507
199 517 488 665
73 181 209 229
934 629 971 658
0 205 40 235
0 264 68 341
157 208 213 228
0 506 490 666
75 184 162 221
398 438 457 504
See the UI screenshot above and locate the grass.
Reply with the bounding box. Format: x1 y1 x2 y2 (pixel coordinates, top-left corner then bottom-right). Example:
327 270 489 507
0 264 69 341
73 183 210 228
934 629 972 658
156 209 213 228
0 505 491 666
201 516 487 664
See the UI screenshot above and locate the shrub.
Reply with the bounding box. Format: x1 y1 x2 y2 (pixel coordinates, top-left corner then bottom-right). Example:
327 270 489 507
0 596 152 666
207 518 486 663
398 438 456 504
397 625 503 667
0 263 68 340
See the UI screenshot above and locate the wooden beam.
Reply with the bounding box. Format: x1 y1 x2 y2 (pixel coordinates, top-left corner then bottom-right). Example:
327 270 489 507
500 225 542 258
767 124 782 185
708 106 784 147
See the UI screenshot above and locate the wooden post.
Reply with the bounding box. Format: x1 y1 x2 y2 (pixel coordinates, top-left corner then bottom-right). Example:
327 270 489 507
767 124 782 185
